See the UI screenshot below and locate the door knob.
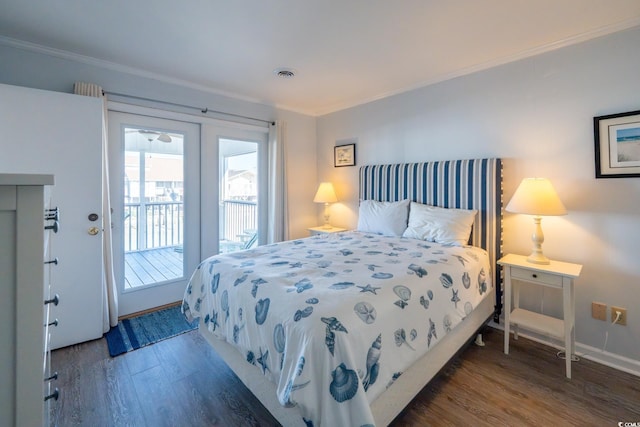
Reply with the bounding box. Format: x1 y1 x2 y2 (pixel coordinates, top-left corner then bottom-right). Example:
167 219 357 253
88 227 100 236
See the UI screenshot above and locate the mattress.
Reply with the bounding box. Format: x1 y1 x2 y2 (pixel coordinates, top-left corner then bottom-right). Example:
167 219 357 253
182 231 492 426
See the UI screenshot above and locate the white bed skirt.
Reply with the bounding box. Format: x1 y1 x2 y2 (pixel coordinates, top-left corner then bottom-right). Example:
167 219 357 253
199 287 495 426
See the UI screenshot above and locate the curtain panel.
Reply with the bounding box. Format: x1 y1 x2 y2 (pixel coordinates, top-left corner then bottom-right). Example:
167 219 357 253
267 120 289 243
73 82 118 331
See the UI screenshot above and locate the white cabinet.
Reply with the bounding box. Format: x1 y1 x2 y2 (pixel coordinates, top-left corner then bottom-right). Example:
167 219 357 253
0 83 104 349
0 173 58 427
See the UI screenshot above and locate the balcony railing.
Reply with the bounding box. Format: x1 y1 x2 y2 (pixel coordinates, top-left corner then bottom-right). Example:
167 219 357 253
220 199 257 242
124 199 257 253
124 201 183 252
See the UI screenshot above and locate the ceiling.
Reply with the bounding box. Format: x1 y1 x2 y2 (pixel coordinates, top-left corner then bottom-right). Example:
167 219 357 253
1 1 640 116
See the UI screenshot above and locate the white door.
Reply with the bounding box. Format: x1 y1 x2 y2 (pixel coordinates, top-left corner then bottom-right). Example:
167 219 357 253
0 83 104 349
201 124 268 260
109 112 200 316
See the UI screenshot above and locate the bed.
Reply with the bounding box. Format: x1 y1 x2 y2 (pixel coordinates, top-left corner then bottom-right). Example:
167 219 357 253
182 158 503 426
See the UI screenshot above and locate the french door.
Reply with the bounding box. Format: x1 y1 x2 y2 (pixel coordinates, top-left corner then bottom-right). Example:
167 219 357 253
200 125 268 260
109 112 200 316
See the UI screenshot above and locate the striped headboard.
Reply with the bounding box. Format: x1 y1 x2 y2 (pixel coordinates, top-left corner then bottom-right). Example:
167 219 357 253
359 158 503 320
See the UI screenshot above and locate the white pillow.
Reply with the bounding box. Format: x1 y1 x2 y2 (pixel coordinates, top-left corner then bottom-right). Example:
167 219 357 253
357 199 410 237
402 202 477 246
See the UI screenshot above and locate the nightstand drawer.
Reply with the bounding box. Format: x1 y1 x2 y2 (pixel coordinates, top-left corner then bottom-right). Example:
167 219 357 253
510 267 562 287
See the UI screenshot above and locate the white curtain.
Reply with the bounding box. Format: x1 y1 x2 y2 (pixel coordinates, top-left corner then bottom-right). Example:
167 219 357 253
73 82 118 331
267 120 289 243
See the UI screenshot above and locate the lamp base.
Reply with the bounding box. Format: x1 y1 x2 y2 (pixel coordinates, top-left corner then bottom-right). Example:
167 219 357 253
527 216 550 264
526 252 550 265
322 203 331 229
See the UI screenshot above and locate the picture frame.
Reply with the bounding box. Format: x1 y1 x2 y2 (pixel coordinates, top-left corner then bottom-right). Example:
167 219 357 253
334 143 356 167
594 109 640 178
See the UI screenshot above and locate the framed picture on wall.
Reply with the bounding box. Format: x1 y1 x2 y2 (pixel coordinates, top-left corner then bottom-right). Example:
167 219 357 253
594 109 640 178
334 142 356 167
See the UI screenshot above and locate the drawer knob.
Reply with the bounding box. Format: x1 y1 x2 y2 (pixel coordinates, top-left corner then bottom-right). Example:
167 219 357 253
45 257 59 265
47 319 59 327
44 388 59 402
45 221 60 233
45 208 60 221
532 273 538 278
44 294 60 306
45 372 58 382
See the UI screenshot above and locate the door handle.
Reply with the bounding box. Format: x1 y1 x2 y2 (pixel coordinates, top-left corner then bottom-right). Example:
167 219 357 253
88 227 100 236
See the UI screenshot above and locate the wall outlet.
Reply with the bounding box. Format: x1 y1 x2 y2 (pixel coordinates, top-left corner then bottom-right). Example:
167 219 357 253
611 306 627 325
592 302 607 321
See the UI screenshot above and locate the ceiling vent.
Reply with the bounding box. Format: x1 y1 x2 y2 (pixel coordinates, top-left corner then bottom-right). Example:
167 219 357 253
273 68 296 79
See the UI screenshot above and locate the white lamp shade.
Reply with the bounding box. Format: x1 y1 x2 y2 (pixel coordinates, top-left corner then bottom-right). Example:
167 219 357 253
313 182 338 203
506 178 566 216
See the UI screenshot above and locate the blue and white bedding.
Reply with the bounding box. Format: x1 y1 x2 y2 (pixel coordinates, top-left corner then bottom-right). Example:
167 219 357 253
182 231 492 426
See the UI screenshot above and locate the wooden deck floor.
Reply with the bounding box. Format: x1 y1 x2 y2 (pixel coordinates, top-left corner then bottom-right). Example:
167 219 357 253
125 247 183 289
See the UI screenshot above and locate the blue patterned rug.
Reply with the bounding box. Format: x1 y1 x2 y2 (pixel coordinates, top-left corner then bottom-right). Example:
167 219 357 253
105 305 197 357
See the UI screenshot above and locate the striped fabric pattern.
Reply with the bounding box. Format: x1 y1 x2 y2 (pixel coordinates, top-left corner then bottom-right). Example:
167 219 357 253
359 158 503 316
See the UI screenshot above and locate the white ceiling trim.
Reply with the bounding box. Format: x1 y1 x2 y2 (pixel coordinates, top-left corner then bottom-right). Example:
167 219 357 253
0 35 300 113
313 17 640 116
3 16 640 118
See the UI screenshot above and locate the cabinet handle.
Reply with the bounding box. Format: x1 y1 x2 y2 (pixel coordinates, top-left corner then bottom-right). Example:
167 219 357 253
44 388 59 402
45 372 58 382
47 319 59 327
45 221 60 233
44 257 59 265
44 294 60 306
532 273 538 278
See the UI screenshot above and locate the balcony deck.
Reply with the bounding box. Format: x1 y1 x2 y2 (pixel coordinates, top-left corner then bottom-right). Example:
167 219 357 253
124 247 183 290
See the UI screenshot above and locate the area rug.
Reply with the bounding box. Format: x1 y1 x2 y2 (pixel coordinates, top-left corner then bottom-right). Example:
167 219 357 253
105 305 197 357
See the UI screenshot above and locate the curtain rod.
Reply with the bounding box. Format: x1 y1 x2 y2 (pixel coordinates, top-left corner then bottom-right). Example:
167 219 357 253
104 90 275 126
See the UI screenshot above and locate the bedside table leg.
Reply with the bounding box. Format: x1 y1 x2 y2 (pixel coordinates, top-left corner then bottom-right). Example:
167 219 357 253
563 277 572 379
512 280 519 340
503 267 512 355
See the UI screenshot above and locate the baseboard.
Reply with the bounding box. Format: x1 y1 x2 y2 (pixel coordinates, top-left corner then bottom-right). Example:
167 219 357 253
488 322 640 378
118 300 182 320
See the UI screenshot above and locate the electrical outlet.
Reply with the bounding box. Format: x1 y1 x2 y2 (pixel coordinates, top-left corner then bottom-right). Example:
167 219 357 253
592 302 607 321
611 306 627 325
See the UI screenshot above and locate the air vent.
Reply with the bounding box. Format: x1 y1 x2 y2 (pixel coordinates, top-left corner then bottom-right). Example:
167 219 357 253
273 68 296 79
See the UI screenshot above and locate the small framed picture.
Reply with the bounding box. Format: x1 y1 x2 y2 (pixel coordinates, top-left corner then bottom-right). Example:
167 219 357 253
334 143 356 167
594 109 640 178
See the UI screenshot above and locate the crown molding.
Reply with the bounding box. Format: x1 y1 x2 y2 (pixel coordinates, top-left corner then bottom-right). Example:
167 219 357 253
3 17 640 118
0 35 316 116
314 19 640 116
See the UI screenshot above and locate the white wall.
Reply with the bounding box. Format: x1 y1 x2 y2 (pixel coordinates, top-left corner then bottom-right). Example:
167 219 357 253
317 27 640 364
0 42 318 239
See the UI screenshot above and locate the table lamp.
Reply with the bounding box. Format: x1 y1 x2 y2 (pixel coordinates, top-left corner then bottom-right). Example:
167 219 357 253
313 182 338 228
506 178 567 264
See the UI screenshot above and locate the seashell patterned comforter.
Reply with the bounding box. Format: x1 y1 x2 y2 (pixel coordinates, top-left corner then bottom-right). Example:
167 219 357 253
182 231 492 426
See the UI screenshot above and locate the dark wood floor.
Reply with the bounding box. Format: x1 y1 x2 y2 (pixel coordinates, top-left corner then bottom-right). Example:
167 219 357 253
51 327 640 427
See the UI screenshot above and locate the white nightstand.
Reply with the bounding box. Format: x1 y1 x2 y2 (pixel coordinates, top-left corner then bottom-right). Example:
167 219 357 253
498 253 582 379
308 225 346 236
